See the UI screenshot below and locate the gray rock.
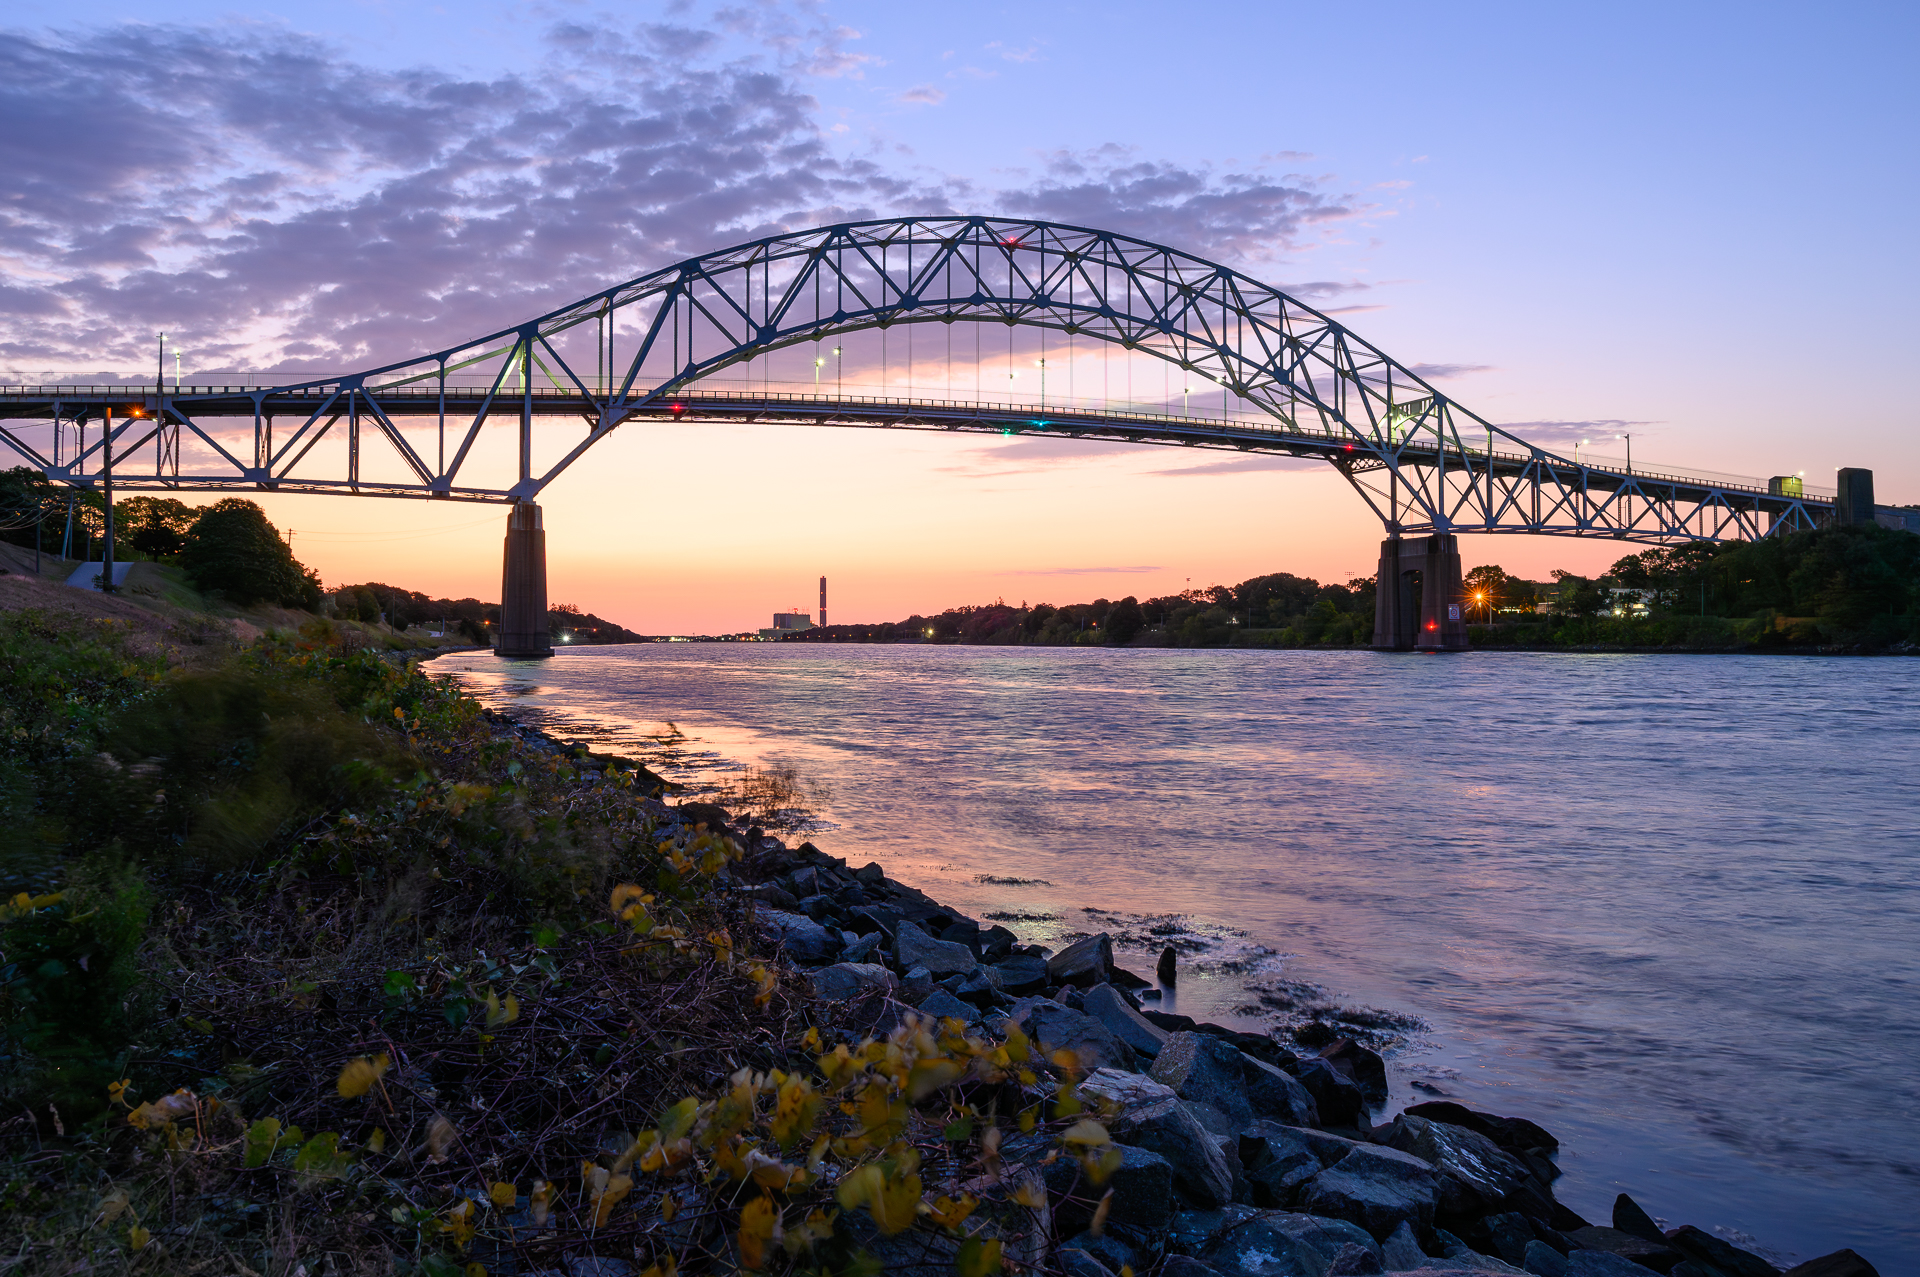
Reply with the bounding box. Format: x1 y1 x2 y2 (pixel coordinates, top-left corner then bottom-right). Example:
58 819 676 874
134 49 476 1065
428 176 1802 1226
1048 932 1116 987
1298 1145 1440 1241
1015 1000 1135 1073
979 924 1018 962
986 952 1050 995
1483 1214 1534 1266
955 965 999 1008
1382 1221 1431 1272
1167 1206 1262 1255
809 962 897 1001
1044 1142 1175 1232
1185 1101 1241 1137
840 932 881 964
1083 982 1171 1058
1061 1231 1142 1276
1151 1033 1255 1128
1522 1241 1568 1277
1566 1253 1662 1277
894 920 976 976
1056 1248 1117 1277
1779 1250 1878 1277
1662 1225 1780 1277
1291 1056 1366 1127
1609 1194 1663 1245
853 861 886 885
1564 1228 1682 1274
916 989 979 1023
1163 1259 1225 1277
1329 1243 1386 1275
758 909 837 963
900 965 934 1004
1238 1122 1354 1209
1244 1055 1320 1127
1372 1115 1530 1217
1198 1211 1382 1277
1078 1069 1233 1208
744 882 799 910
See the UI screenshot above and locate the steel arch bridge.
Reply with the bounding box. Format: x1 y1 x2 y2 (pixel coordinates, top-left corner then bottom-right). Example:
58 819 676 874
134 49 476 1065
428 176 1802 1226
0 215 1874 652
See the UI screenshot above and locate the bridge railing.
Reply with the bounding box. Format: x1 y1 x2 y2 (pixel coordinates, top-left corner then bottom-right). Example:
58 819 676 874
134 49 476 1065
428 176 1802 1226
0 382 1839 504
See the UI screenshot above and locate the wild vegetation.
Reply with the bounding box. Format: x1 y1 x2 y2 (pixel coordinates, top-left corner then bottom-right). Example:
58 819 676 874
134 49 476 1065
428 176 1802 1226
0 605 1130 1277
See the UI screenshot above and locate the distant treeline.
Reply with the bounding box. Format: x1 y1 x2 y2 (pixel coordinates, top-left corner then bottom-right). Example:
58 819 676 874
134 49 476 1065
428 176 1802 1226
328 586 646 647
787 524 1920 651
783 571 1380 648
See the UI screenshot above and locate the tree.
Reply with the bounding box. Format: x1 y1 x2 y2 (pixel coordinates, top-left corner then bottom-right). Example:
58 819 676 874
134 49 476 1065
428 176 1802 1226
117 496 197 559
1106 596 1145 644
178 499 321 607
1550 569 1608 619
0 467 62 551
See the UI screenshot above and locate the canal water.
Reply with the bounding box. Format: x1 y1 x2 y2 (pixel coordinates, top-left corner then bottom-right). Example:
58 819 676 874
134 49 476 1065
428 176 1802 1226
433 645 1920 1270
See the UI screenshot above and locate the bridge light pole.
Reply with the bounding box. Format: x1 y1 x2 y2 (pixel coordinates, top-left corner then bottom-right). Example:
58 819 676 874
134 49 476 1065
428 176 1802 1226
814 355 824 388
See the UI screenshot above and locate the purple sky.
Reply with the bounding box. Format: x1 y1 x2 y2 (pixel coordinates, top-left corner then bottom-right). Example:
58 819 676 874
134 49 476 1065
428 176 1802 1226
3 1 1915 629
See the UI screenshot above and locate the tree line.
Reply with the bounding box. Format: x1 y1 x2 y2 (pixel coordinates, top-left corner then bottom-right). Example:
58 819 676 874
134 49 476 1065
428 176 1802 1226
0 467 643 645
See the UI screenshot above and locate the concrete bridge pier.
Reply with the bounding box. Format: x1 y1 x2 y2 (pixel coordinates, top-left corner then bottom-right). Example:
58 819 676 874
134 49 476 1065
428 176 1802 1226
1372 533 1470 651
497 502 553 659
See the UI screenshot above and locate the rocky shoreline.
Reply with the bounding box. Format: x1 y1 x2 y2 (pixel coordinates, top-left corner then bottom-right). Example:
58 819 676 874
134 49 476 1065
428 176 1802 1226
470 700 1882 1277
716 822 1878 1277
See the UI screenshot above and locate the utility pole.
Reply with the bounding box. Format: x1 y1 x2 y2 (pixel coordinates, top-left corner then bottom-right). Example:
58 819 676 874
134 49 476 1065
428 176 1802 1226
100 401 115 592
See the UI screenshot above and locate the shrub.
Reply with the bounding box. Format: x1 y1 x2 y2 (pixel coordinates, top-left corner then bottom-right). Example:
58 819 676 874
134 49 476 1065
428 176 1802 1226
178 498 322 607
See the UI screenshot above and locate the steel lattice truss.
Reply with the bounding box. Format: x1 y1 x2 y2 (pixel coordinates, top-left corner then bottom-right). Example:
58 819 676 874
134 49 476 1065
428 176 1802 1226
0 216 1832 543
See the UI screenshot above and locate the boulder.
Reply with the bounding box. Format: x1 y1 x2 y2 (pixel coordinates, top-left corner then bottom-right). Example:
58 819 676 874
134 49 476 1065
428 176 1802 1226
979 924 1018 962
853 861 886 885
1197 1211 1382 1277
1524 1240 1569 1276
1328 1243 1385 1275
1483 1213 1536 1266
1079 1069 1233 1207
744 882 800 910
677 800 730 827
1237 1122 1354 1209
1151 1033 1256 1128
1083 983 1171 1058
1162 1259 1224 1277
809 962 897 1001
840 932 881 964
1015 1001 1135 1073
954 966 999 1008
1565 1227 1682 1273
986 952 1050 995
758 909 837 963
1244 1055 1319 1127
1049 932 1116 987
1044 1142 1175 1232
1662 1226 1781 1277
1381 1221 1432 1271
1298 1144 1440 1241
1291 1056 1366 1127
894 920 976 976
1568 1253 1667 1277
1404 1102 1559 1155
1056 1249 1117 1277
1062 1232 1143 1277
916 989 979 1023
1610 1195 1663 1245
1372 1115 1532 1217
1781 1252 1879 1277
900 965 934 1005
1320 1039 1390 1103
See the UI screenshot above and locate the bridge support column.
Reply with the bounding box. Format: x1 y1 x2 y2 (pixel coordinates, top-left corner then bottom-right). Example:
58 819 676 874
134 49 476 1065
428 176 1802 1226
1371 534 1469 652
497 502 553 659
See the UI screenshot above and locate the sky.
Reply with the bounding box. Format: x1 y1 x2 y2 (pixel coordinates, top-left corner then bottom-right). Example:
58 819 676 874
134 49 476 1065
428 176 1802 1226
3 0 1916 632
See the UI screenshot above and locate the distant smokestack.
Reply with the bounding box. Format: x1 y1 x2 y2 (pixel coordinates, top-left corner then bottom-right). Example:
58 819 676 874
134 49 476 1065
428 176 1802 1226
819 576 827 628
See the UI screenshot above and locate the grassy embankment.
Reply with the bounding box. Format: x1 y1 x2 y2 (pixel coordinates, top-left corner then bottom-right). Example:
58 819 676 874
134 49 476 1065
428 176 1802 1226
0 577 1093 1277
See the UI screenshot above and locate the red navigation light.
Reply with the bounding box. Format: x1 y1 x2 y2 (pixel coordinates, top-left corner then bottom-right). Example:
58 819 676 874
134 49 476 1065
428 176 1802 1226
670 402 685 414
1426 620 1437 630
1344 443 1353 451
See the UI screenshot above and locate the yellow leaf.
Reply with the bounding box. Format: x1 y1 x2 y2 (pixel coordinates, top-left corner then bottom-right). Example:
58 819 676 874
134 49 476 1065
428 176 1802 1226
610 883 649 915
367 1128 387 1154
443 1198 477 1250
106 1079 131 1106
907 1056 963 1103
1089 1187 1114 1237
1010 1175 1047 1209
530 1181 553 1226
336 1053 390 1099
1059 1118 1111 1147
127 1224 150 1252
96 1188 130 1226
427 1115 456 1163
924 1193 977 1229
660 1191 678 1223
126 1088 197 1130
801 1027 821 1051
466 1265 489 1277
587 1169 632 1229
1050 1047 1081 1075
1082 1143 1124 1185
956 1237 1003 1277
769 1074 821 1152
739 1194 778 1270
489 1181 517 1209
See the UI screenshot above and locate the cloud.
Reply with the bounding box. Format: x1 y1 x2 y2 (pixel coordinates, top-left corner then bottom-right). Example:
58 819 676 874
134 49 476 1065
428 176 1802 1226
1150 454 1326 477
0 16 1364 377
1494 419 1657 443
897 84 946 106
1403 362 1493 380
1004 565 1160 576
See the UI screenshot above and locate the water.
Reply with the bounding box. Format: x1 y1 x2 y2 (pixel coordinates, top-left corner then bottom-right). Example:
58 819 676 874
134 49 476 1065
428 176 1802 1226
435 645 1920 1269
